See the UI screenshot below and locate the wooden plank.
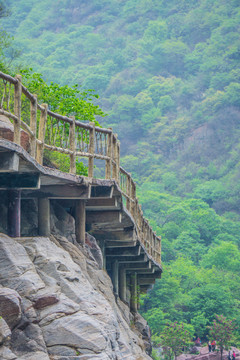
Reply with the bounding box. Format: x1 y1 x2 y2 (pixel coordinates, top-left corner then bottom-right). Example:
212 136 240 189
0 173 40 189
0 152 19 172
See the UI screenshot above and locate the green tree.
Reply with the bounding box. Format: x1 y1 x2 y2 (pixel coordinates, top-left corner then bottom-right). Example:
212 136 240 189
160 322 193 360
208 315 237 360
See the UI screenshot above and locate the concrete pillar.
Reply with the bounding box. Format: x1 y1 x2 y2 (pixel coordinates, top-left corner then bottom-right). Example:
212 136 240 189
130 272 138 313
112 260 119 295
8 190 21 237
75 200 86 244
99 240 106 270
38 198 50 236
119 267 127 302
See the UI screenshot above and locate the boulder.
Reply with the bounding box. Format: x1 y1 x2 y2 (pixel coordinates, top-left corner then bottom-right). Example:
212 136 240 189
0 288 22 330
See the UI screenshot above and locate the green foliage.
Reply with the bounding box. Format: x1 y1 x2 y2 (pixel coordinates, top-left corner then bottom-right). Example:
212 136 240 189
160 322 193 360
2 0 240 345
208 315 238 360
20 68 105 123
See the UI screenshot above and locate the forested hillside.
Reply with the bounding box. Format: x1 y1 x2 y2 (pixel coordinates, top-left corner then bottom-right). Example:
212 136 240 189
2 0 240 346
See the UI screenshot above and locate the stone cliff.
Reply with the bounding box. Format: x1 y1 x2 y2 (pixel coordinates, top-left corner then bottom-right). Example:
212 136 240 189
0 231 151 359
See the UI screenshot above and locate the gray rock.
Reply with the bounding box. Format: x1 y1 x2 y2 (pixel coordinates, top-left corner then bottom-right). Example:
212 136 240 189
0 317 11 346
48 345 78 356
42 312 108 352
0 234 152 359
0 288 22 330
21 199 38 236
0 234 45 296
51 201 76 242
11 323 47 354
85 233 103 269
33 294 59 310
0 346 17 360
17 351 50 360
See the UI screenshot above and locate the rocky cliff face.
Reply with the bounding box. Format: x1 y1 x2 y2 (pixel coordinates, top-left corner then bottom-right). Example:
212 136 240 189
0 202 152 359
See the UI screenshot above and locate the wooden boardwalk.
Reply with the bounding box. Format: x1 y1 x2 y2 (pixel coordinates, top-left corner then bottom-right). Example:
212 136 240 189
0 72 162 311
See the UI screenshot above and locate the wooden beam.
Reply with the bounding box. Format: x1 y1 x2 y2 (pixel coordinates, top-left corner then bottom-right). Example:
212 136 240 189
0 152 19 172
7 190 21 237
0 173 40 189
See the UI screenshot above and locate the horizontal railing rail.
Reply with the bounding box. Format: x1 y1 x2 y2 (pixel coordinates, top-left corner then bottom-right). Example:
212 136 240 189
0 72 161 265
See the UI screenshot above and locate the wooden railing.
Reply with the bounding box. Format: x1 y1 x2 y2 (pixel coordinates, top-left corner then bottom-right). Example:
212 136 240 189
0 72 161 265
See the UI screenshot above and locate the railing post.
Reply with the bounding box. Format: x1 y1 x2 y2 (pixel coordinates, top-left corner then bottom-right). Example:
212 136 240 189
158 237 161 264
30 94 37 158
69 116 76 175
36 103 48 165
112 135 117 180
130 181 136 217
146 222 150 253
143 220 148 249
116 140 120 183
150 228 153 257
126 175 131 211
88 122 95 178
105 128 112 179
14 75 22 145
153 233 156 261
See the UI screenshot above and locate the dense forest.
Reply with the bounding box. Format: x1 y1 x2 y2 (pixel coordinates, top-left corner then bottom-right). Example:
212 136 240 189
1 0 240 349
